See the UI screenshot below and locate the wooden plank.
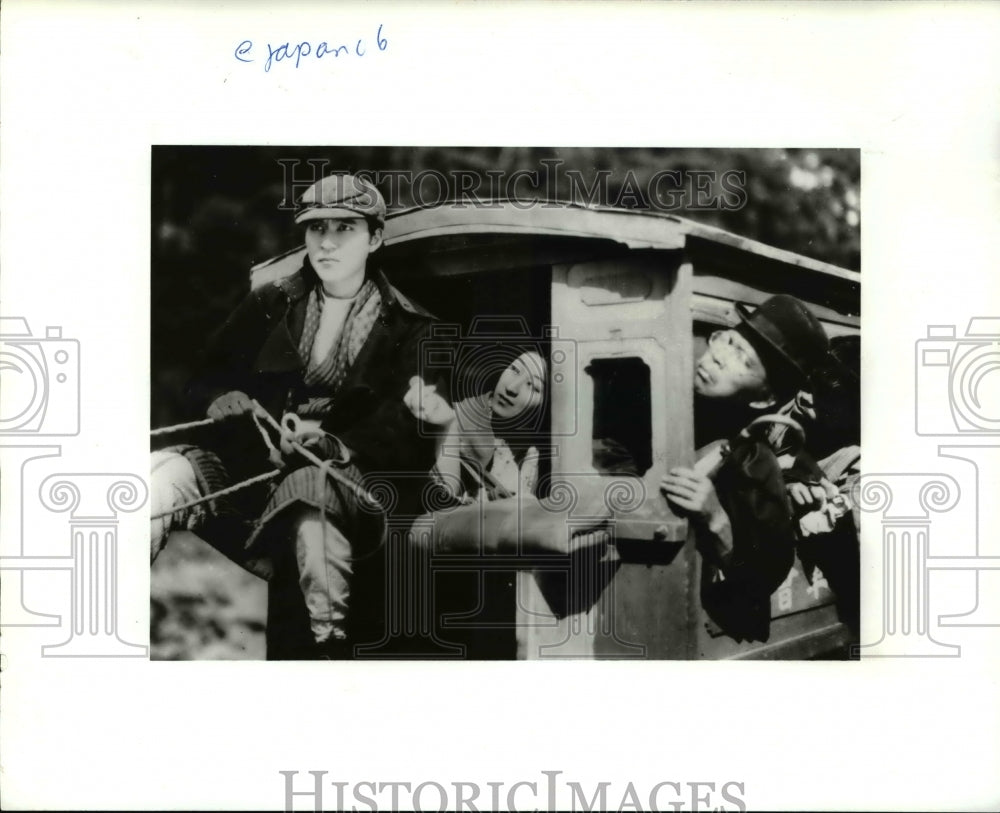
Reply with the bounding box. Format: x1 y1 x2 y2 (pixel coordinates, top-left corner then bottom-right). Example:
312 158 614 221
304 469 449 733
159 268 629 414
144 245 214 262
383 203 858 282
680 221 860 282
383 205 688 252
517 255 696 659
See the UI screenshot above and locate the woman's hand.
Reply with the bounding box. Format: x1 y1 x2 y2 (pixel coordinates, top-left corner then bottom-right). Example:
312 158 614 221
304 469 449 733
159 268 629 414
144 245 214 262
403 376 456 427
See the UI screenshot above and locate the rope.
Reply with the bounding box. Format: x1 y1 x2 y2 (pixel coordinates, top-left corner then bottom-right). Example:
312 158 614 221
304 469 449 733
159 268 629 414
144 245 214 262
150 416 220 437
251 401 383 510
150 469 282 521
252 400 388 564
251 410 285 470
151 401 384 524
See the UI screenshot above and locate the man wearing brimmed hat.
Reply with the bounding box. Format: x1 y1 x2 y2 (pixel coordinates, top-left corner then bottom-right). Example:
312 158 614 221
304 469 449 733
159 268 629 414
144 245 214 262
690 294 831 443
657 293 830 642
152 173 442 659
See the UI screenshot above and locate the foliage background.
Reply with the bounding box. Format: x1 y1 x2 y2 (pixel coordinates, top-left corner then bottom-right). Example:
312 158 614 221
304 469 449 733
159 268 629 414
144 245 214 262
150 146 859 659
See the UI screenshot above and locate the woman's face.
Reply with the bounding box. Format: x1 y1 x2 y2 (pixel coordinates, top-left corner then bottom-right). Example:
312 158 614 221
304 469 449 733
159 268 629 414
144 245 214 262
490 351 546 421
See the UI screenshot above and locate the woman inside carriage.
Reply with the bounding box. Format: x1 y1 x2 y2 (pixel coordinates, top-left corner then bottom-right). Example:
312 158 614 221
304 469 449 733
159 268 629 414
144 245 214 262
405 346 548 505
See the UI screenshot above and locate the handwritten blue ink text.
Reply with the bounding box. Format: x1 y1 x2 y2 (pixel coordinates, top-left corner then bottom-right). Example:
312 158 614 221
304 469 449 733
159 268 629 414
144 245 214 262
235 24 387 72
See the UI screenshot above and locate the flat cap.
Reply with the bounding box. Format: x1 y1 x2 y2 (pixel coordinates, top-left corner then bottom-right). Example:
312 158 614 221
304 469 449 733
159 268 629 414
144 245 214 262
294 173 386 226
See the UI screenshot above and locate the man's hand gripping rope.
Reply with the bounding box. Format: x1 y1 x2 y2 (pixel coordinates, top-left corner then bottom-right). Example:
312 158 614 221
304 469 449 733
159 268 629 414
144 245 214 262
149 401 382 522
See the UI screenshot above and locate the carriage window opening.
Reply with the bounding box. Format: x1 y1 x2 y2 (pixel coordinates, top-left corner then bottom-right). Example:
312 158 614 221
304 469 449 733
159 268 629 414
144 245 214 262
587 357 652 476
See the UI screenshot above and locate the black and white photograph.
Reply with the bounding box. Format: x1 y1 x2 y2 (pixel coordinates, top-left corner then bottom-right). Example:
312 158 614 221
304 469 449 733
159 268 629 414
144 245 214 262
4 2 999 810
150 147 861 661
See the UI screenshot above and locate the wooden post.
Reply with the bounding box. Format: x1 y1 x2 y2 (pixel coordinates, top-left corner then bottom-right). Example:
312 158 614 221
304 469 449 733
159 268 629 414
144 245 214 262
517 254 696 659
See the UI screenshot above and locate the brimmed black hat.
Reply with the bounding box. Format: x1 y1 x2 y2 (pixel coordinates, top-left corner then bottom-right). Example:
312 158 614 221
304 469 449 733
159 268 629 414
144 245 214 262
734 295 829 397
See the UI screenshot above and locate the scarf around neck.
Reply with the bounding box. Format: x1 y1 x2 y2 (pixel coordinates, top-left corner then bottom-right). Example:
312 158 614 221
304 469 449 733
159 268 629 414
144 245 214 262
294 276 382 416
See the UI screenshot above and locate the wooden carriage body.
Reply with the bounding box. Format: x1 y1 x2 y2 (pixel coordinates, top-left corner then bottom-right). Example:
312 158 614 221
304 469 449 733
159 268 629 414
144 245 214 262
252 201 860 659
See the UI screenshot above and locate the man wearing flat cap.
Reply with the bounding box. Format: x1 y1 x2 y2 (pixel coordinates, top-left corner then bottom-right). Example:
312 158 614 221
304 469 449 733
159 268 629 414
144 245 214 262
151 173 442 659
